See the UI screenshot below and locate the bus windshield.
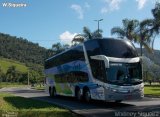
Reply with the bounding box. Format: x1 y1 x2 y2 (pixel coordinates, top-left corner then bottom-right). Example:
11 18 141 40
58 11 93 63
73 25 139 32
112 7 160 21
84 39 141 85
84 39 138 59
107 62 142 85
99 39 138 58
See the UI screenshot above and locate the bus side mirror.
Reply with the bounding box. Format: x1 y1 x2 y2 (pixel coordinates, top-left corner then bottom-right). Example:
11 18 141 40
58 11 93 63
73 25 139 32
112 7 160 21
90 55 109 68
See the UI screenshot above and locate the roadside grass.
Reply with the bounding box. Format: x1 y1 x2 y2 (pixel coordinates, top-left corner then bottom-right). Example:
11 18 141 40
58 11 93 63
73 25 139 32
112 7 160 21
32 84 45 90
0 82 46 90
35 86 45 90
0 82 27 89
0 93 76 117
144 85 160 97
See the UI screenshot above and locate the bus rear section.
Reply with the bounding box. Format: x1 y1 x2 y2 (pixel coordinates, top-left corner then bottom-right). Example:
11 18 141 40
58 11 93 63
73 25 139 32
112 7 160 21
44 45 92 100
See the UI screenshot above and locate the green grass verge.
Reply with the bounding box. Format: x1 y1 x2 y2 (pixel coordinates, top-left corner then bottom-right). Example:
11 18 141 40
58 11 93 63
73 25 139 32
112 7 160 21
0 93 76 117
33 84 45 90
34 86 45 90
144 85 160 97
0 57 28 73
0 82 27 89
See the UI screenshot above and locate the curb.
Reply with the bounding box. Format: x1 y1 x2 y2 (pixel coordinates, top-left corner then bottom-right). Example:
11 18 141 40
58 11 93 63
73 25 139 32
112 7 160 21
144 95 160 98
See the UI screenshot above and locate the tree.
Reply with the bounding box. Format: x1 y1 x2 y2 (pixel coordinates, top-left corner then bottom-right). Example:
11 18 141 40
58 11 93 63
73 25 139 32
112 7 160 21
28 70 41 84
111 18 153 56
0 66 3 82
111 19 139 41
45 49 54 59
150 2 160 49
72 26 103 44
136 2 160 52
135 2 160 55
151 2 160 34
6 66 16 82
136 19 153 56
18 73 28 84
52 43 70 54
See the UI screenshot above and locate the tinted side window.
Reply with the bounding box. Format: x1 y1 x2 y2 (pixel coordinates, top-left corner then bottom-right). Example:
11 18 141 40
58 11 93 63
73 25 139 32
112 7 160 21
90 60 107 82
45 46 85 69
84 40 100 58
54 71 88 83
60 46 85 65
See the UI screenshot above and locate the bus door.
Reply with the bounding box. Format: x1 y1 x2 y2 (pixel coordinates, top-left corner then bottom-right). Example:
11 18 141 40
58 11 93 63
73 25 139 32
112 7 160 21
90 59 107 100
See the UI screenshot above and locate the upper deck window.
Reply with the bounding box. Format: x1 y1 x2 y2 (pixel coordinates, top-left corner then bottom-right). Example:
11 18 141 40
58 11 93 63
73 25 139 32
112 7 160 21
45 46 85 69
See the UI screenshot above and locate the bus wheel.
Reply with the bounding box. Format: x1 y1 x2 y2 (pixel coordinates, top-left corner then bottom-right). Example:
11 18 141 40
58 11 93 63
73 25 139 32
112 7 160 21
50 87 56 98
52 87 56 97
49 87 52 97
115 100 122 103
75 88 81 101
84 88 91 102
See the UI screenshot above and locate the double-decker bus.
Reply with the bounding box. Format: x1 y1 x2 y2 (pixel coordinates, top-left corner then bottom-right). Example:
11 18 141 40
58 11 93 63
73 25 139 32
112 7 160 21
44 38 144 102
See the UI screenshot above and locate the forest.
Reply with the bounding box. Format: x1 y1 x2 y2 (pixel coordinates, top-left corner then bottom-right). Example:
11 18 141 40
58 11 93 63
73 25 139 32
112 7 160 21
0 33 53 84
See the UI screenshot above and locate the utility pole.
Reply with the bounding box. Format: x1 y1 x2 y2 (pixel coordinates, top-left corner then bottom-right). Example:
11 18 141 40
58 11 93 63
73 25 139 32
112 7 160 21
94 19 103 35
28 71 29 86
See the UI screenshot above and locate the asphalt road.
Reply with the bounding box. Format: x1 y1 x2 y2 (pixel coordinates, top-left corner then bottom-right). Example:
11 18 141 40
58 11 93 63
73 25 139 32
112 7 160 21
0 87 160 117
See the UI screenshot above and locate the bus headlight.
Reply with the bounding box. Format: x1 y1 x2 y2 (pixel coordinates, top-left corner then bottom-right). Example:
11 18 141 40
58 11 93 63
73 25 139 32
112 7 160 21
140 86 144 91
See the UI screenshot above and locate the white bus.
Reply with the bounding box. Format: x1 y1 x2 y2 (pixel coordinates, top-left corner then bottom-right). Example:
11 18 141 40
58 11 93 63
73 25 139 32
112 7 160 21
44 38 144 102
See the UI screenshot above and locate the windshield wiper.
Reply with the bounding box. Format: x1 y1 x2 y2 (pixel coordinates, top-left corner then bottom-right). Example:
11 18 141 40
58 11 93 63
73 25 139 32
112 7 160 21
110 80 125 84
130 79 142 82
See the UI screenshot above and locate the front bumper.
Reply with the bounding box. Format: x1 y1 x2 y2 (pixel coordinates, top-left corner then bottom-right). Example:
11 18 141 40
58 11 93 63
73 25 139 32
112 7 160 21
105 90 144 101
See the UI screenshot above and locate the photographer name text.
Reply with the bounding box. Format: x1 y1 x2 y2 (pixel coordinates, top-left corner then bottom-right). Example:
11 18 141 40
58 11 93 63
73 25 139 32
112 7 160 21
2 2 27 8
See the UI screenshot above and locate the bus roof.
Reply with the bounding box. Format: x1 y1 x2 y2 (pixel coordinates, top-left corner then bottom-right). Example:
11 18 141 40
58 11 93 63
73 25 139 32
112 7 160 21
45 38 136 62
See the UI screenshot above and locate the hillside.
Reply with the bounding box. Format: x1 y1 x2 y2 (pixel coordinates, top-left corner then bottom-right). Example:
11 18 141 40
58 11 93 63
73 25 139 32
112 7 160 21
0 33 53 65
0 32 159 67
136 48 160 81
137 48 160 67
0 57 28 73
142 49 160 66
0 32 159 83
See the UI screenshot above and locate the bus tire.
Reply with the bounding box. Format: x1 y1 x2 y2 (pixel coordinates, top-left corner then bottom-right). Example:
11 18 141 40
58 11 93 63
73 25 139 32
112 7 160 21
49 87 56 98
75 87 81 101
83 88 91 102
49 87 52 97
115 100 122 103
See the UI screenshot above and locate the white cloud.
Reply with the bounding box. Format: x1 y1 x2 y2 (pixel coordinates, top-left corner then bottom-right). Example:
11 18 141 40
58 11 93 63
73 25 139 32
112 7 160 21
71 4 84 19
59 31 77 45
109 0 122 11
136 0 148 10
101 0 123 14
101 7 108 14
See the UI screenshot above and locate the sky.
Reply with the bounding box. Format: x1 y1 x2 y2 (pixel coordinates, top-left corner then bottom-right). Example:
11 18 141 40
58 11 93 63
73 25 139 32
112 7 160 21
0 0 160 50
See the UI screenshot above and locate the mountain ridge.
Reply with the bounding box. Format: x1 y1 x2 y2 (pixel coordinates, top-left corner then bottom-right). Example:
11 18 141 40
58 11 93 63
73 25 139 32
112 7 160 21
137 48 160 67
0 33 53 65
0 32 160 68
